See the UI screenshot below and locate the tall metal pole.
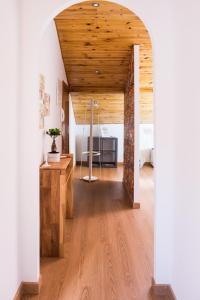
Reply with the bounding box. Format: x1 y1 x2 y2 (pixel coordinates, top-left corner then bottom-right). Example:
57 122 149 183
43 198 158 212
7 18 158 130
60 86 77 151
88 100 94 181
82 99 99 182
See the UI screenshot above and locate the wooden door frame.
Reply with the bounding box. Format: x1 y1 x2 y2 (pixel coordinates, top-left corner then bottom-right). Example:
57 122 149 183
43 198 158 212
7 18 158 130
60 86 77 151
62 81 70 154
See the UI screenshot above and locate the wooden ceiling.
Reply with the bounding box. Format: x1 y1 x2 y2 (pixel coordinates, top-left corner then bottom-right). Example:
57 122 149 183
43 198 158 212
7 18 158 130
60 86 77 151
55 0 153 124
71 92 124 124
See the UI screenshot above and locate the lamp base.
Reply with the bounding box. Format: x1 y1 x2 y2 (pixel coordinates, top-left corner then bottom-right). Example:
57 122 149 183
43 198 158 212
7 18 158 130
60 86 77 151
82 176 98 182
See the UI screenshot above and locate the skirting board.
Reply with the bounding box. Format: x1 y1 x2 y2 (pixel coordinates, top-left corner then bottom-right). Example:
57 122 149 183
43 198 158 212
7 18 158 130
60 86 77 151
14 278 41 300
133 202 140 209
76 161 124 167
151 278 176 300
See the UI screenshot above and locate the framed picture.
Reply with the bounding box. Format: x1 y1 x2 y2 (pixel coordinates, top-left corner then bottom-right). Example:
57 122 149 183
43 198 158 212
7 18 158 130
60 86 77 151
39 74 46 129
43 93 50 116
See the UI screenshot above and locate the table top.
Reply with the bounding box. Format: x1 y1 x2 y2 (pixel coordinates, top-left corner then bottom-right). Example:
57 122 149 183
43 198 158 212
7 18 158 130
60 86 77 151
40 155 73 171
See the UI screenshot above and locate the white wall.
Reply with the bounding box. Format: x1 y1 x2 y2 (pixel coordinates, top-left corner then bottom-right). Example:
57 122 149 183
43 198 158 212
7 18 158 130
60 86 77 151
0 1 21 299
76 124 124 162
69 94 76 164
170 1 200 299
134 45 140 201
140 124 154 150
39 21 67 162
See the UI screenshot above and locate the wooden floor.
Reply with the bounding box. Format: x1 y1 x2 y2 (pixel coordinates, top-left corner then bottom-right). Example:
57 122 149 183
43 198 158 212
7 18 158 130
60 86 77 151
23 165 168 300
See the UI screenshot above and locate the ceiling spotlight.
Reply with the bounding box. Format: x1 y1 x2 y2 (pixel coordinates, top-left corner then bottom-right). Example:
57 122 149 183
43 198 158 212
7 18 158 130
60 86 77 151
92 2 100 7
95 70 100 74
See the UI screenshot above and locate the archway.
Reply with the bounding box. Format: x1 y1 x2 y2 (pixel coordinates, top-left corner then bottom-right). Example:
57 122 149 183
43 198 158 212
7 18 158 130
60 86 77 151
19 0 175 291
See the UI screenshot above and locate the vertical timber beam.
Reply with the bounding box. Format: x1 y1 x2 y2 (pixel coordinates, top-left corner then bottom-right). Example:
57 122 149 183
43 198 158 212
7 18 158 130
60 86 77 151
123 46 135 206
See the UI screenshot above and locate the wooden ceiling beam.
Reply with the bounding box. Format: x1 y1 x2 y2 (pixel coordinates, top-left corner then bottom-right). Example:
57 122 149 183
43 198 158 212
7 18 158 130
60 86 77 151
69 86 125 93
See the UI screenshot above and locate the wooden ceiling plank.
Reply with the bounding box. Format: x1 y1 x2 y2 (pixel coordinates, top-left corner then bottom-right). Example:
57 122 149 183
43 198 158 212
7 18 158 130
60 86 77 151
55 0 153 124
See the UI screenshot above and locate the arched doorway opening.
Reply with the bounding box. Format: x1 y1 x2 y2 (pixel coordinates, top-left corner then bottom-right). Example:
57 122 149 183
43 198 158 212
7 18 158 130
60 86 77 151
19 0 176 292
37 1 154 298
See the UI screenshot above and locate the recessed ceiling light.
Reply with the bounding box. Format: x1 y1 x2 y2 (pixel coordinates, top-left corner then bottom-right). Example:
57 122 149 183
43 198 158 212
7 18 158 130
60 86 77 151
92 3 100 7
95 70 100 74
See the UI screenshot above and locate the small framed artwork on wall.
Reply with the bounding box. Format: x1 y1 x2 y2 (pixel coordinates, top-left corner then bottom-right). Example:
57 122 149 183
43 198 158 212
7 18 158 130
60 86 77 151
39 74 45 129
43 93 50 116
39 74 51 129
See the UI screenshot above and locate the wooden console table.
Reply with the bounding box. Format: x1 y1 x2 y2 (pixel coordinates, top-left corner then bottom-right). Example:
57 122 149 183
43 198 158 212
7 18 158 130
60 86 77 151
40 156 73 257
